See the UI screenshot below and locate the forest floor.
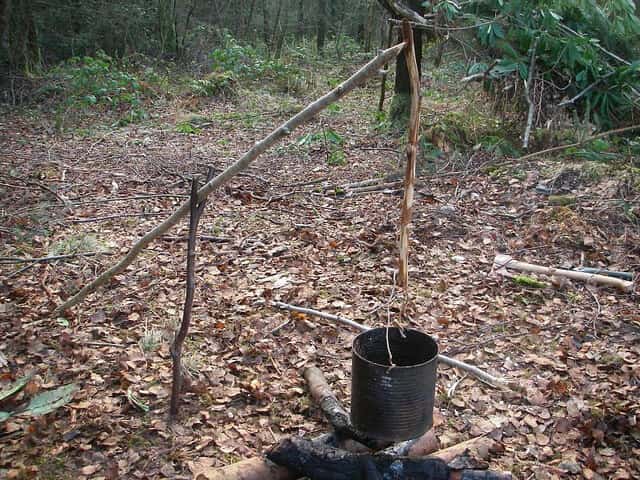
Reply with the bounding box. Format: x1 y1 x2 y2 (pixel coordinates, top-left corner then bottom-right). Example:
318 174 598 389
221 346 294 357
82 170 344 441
1 56 639 480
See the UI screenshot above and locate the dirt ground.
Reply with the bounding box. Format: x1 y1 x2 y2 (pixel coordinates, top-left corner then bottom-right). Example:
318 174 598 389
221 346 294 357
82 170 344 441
1 77 639 479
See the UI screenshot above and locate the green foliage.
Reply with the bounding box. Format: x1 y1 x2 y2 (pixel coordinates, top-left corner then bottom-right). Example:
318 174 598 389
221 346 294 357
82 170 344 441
513 275 548 288
44 51 151 127
190 72 237 97
297 127 347 166
208 33 301 91
452 0 640 128
175 122 201 135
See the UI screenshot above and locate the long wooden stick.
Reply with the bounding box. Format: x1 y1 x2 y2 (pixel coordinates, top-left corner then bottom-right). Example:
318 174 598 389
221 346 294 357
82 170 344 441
170 173 211 420
53 42 407 315
0 252 111 264
494 254 634 292
398 20 421 309
272 302 516 389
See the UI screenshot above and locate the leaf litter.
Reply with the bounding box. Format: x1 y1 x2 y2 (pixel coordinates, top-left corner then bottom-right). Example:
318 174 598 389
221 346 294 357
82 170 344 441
0 82 639 479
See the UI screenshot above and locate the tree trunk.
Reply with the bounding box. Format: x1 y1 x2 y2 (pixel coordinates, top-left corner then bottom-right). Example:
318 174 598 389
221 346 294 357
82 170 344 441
316 0 327 55
296 0 304 39
262 1 271 48
271 0 284 58
242 0 257 40
389 0 424 126
6 0 40 72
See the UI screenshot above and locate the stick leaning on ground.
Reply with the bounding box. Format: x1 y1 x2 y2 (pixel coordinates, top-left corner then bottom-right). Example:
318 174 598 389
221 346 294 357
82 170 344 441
272 301 519 391
53 42 407 316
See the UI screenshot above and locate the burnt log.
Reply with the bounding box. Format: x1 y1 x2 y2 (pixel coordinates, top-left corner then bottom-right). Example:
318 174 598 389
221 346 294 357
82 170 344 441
267 437 511 480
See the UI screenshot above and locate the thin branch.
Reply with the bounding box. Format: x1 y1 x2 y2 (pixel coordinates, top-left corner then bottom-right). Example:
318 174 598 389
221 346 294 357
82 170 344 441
272 301 517 390
0 252 111 264
71 212 169 224
522 38 540 150
398 20 421 313
558 71 616 108
52 42 407 316
170 170 212 420
515 124 640 163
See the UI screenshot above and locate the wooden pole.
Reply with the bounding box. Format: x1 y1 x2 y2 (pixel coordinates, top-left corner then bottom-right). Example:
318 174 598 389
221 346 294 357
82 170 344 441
170 171 212 420
53 42 407 315
398 19 421 313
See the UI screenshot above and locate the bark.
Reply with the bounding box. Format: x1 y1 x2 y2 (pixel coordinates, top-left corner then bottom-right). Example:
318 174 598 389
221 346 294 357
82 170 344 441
169 173 211 420
53 42 407 315
267 437 511 480
378 0 425 125
268 437 450 480
430 436 501 464
398 20 421 302
193 457 294 480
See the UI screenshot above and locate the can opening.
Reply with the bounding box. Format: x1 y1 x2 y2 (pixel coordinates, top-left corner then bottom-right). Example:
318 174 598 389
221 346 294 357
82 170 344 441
353 327 437 367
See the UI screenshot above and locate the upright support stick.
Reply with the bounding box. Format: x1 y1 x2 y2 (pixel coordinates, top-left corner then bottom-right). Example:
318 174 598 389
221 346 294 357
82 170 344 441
378 21 394 112
170 171 211 420
398 20 421 314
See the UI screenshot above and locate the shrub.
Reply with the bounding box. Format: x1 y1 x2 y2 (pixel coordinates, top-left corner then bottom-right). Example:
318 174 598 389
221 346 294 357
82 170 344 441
208 33 301 92
42 50 150 126
441 0 640 128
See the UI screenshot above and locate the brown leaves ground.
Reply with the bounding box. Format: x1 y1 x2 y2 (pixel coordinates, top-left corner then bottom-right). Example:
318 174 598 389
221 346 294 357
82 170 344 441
0 83 639 479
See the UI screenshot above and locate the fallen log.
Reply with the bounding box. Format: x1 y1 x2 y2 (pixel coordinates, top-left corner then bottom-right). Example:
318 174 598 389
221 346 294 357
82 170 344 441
193 457 293 480
197 432 503 480
267 437 511 480
494 254 633 292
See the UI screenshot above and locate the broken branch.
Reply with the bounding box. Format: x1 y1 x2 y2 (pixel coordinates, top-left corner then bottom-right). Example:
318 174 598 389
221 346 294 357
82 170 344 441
494 254 634 292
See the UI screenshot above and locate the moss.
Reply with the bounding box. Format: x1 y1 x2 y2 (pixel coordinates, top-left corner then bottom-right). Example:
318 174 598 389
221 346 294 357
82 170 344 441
513 275 547 288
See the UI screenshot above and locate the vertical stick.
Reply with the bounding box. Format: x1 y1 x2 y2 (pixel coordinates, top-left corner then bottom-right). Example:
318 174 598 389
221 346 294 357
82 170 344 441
398 20 421 316
378 21 394 112
169 171 212 420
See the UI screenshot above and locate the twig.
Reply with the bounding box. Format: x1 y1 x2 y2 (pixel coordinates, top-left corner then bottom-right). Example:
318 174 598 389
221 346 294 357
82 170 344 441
274 177 328 188
160 235 231 243
514 124 640 163
71 212 169 224
83 341 129 348
558 71 616 108
378 20 394 112
0 252 111 264
272 301 516 390
21 179 70 205
53 41 408 315
70 194 189 206
585 286 601 339
522 38 539 150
